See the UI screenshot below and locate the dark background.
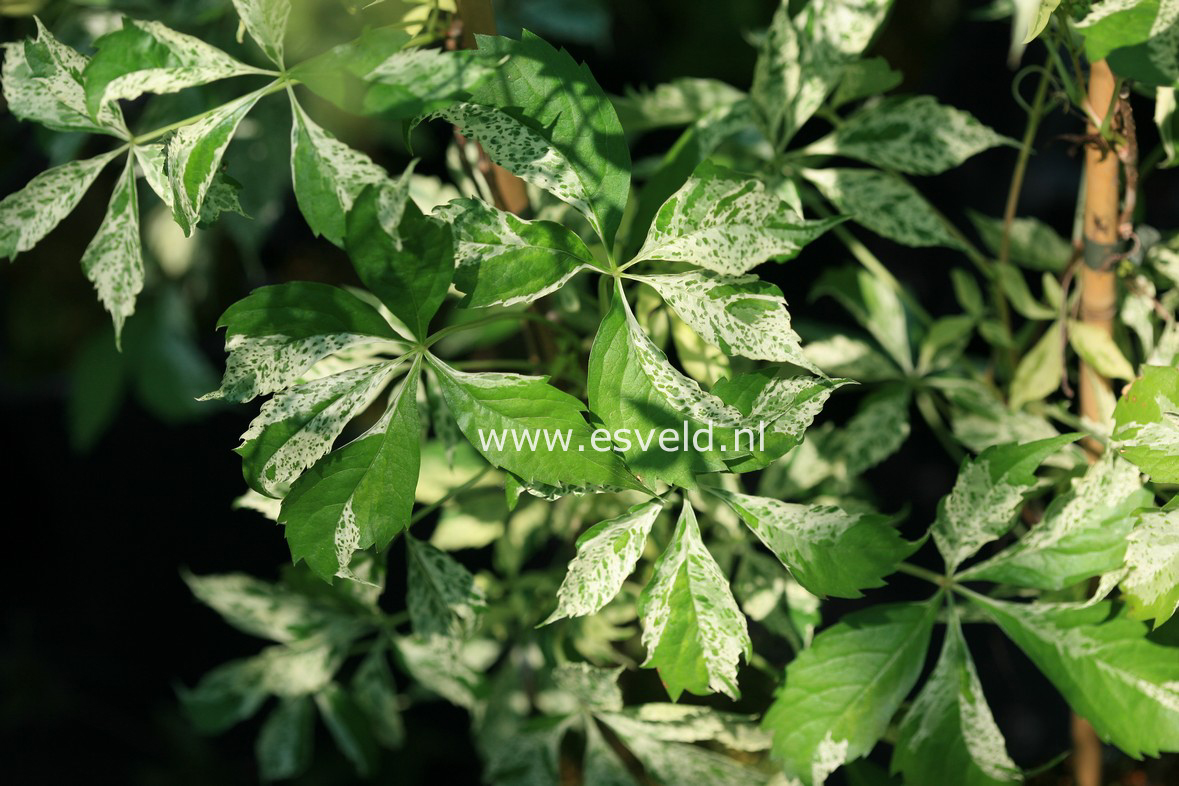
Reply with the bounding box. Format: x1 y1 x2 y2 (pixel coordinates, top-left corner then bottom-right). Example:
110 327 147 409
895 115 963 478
1 0 1176 783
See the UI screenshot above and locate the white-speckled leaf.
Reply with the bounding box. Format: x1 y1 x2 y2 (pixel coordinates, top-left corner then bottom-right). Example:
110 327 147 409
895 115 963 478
639 501 751 700
406 534 486 639
932 435 1079 573
184 571 335 643
233 0 290 65
427 102 606 239
133 143 173 208
81 156 143 345
544 499 663 624
1120 509 1179 627
633 161 840 273
807 96 1012 175
832 383 911 475
167 90 261 234
238 361 398 497
0 149 121 260
600 703 772 752
640 270 822 372
553 663 626 711
85 19 264 117
803 168 964 250
893 613 1021 785
614 728 769 786
960 453 1149 589
2 19 126 136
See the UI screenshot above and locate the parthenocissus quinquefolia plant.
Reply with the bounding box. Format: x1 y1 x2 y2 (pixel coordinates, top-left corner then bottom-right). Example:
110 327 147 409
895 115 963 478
2 0 1179 783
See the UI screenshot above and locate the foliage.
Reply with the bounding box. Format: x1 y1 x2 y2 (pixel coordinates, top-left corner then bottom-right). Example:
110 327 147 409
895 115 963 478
3 0 1178 783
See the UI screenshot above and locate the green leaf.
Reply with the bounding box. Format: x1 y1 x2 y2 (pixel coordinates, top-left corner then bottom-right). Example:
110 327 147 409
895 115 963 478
812 266 913 372
639 270 822 373
238 360 399 497
639 501 751 700
437 197 596 308
180 657 269 734
917 315 975 374
803 168 964 250
997 265 1055 320
315 683 381 777
289 96 398 246
970 597 1179 758
279 367 421 581
1120 508 1179 626
351 647 404 749
406 534 486 639
204 282 401 403
84 18 264 118
429 357 640 490
1075 0 1179 87
752 0 893 146
892 612 1020 786
1 19 126 136
1158 87 1178 169
763 601 938 785
831 57 902 108
1009 323 1064 410
0 149 121 260
345 190 453 340
79 155 143 345
968 212 1071 272
256 696 314 782
544 499 664 624
808 96 1013 175
960 452 1149 589
711 490 916 598
183 571 335 642
612 77 746 133
1113 365 1179 483
470 31 630 247
1068 320 1136 381
932 434 1080 573
167 90 262 235
232 0 290 65
632 161 841 274
291 31 490 117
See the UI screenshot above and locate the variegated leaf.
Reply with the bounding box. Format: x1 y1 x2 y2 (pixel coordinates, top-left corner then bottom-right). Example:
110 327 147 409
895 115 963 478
232 0 290 65
632 161 841 274
406 534 486 638
639 501 751 700
1120 509 1179 627
0 149 121 260
543 499 664 624
639 270 821 373
80 156 143 345
2 19 126 136
133 143 173 208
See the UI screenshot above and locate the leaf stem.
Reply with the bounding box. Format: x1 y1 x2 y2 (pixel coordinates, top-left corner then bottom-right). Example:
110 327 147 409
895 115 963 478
409 464 495 525
425 309 572 348
896 561 949 586
130 78 294 145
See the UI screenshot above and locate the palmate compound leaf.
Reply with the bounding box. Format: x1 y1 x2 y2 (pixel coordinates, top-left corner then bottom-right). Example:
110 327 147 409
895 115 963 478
891 610 1021 786
970 596 1179 758
81 156 143 346
637 269 823 373
588 287 846 487
0 148 122 261
427 357 642 492
802 167 965 250
203 282 403 404
959 452 1151 590
1113 365 1179 484
932 434 1081 574
638 501 751 701
232 0 291 66
630 161 842 275
543 499 664 624
167 90 263 235
289 95 404 247
405 534 486 639
1119 508 1179 627
763 600 938 786
471 31 631 248
751 0 894 147
2 19 127 136
710 489 918 598
83 18 268 119
805 95 1014 175
435 197 598 308
344 188 454 340
279 364 421 582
